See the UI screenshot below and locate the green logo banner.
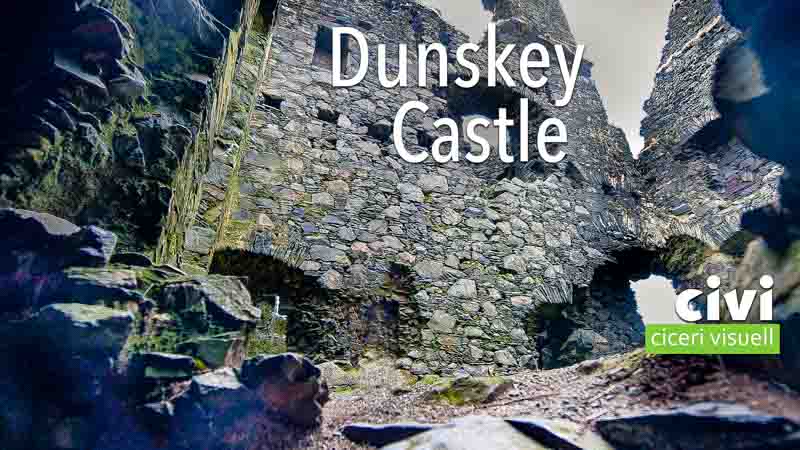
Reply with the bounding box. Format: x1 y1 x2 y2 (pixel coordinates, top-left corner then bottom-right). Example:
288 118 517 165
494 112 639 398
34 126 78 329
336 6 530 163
645 324 780 355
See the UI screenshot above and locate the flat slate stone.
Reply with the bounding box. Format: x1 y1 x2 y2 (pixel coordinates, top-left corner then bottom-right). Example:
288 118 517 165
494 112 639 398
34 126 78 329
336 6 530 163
505 417 613 450
110 252 153 267
129 352 198 380
596 402 800 450
382 416 549 450
34 303 133 356
341 423 437 447
0 208 116 275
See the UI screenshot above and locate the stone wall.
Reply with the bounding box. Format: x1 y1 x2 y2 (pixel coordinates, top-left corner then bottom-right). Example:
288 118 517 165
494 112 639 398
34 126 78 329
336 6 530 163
637 0 782 251
182 0 647 375
494 0 576 49
9 0 777 376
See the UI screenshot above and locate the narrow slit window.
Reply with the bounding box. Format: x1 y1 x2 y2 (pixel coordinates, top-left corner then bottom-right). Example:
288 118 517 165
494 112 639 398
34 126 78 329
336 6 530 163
312 25 349 73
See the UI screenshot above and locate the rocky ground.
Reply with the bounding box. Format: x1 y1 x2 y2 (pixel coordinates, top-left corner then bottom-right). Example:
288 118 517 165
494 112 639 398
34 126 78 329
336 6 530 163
310 351 800 449
2 206 800 449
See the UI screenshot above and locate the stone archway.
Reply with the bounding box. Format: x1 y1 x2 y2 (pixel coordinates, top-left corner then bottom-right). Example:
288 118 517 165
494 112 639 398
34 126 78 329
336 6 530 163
531 236 711 369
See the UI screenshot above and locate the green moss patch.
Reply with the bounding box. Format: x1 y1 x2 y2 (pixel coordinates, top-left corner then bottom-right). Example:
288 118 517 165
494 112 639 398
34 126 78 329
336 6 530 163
659 235 712 275
427 376 513 406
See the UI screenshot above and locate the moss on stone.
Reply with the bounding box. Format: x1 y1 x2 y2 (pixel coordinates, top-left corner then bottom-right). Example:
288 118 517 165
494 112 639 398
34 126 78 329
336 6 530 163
419 374 443 385
461 260 483 271
601 348 646 372
660 235 712 275
332 386 356 395
127 328 184 354
246 302 288 357
246 335 287 357
787 240 800 269
155 20 248 265
133 267 177 293
111 0 131 26
427 376 512 406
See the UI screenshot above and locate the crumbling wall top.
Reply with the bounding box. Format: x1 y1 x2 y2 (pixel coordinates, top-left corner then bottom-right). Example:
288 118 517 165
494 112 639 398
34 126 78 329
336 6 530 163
493 0 576 49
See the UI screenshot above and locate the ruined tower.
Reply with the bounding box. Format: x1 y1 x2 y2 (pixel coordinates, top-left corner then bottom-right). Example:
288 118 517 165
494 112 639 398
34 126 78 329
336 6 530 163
636 0 782 288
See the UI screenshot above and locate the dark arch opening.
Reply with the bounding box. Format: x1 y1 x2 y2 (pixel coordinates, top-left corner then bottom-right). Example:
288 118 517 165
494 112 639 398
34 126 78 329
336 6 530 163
531 237 709 369
210 249 330 357
209 250 416 363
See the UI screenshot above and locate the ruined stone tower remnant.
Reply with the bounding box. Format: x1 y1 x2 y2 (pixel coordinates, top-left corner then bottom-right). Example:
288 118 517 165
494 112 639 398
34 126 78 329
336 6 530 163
637 0 781 250
183 0 642 375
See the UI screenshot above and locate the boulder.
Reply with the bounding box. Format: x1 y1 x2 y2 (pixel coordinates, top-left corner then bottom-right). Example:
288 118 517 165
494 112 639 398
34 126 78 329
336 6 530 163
0 303 132 410
109 70 147 100
557 329 609 366
129 352 199 381
40 267 145 305
176 333 246 369
596 402 800 450
427 376 514 406
506 417 614 450
187 367 257 409
126 352 201 403
110 252 153 267
71 5 127 61
382 416 549 450
152 275 260 331
53 51 108 95
170 367 261 447
318 360 359 387
0 208 116 275
137 401 175 434
0 360 34 449
240 353 329 427
137 0 226 54
33 303 133 357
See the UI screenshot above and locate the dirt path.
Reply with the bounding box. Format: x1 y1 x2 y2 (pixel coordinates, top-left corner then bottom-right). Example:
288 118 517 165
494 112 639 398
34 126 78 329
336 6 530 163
306 351 800 449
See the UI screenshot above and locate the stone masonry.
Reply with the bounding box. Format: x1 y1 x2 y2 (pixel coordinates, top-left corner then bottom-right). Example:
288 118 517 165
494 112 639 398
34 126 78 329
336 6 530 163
5 0 780 376
178 0 646 375
637 0 782 249
636 0 785 295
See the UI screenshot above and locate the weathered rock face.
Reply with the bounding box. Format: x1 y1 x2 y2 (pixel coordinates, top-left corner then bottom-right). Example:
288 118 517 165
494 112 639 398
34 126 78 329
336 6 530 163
342 415 616 449
0 208 116 273
596 402 800 450
638 0 800 386
177 0 645 375
0 209 329 449
637 0 781 252
0 0 263 256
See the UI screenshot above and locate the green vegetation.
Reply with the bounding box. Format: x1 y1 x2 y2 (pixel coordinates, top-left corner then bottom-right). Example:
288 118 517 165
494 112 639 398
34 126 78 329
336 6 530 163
110 0 131 25
127 326 184 354
789 240 800 270
659 235 711 275
130 2 211 76
332 386 356 395
419 374 443 385
247 302 288 357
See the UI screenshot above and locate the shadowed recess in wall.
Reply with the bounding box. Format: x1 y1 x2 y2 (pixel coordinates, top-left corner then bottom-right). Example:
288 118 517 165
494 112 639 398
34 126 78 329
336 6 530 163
529 243 697 369
208 250 416 363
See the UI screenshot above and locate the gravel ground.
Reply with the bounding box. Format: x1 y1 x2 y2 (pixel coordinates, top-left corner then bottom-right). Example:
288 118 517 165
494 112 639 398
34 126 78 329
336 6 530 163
303 351 800 449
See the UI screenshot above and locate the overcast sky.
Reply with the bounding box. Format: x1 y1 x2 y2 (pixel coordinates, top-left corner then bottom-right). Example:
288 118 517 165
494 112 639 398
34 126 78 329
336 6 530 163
421 0 674 156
